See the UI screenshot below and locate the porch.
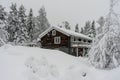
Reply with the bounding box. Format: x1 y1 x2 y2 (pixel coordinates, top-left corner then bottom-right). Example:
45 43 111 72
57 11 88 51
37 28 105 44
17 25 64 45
70 41 91 57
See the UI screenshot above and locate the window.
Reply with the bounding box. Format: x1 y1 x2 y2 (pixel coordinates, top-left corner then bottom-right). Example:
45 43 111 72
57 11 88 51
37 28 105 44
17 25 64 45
78 38 81 41
52 30 56 36
88 40 91 43
84 40 86 42
54 36 61 44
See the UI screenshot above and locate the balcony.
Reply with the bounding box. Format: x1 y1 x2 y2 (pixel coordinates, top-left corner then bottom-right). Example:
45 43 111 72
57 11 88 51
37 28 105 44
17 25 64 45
71 41 91 48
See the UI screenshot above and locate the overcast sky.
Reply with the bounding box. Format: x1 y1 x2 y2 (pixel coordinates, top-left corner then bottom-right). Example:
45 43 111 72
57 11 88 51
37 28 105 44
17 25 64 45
0 0 110 29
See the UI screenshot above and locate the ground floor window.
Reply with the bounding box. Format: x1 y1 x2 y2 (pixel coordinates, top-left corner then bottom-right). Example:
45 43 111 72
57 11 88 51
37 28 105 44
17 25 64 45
54 36 61 44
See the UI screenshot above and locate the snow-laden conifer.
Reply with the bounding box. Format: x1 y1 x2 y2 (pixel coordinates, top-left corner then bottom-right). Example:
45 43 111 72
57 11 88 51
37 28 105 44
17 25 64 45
89 0 120 69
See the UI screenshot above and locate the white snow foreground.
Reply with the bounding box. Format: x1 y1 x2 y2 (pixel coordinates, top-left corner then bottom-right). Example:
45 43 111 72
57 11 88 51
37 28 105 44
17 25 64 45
0 45 120 80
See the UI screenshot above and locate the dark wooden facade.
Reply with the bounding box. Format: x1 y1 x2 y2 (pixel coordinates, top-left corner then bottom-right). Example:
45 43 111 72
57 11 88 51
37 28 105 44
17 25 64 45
41 29 69 48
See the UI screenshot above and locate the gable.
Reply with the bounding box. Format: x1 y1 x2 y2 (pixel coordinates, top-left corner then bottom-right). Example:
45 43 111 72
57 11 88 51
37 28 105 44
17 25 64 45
42 29 69 40
38 27 70 40
41 28 69 48
38 27 92 41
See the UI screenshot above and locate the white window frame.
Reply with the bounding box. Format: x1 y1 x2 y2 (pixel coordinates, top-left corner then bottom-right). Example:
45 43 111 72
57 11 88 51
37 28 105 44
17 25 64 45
52 30 56 36
54 36 61 44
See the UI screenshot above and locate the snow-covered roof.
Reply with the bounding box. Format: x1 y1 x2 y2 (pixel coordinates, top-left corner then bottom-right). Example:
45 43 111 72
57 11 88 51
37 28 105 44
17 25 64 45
39 26 92 40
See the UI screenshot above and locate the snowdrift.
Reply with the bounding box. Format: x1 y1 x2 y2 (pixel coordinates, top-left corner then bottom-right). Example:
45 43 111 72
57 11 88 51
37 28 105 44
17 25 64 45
0 44 120 80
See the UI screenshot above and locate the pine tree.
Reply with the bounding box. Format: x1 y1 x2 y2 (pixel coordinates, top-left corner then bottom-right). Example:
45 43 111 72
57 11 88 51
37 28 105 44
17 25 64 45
0 5 6 21
0 29 9 46
84 21 91 36
75 24 79 33
58 24 62 28
0 5 7 29
15 5 29 44
80 27 84 34
0 5 9 46
62 21 71 30
97 16 105 35
91 21 96 38
97 16 105 27
32 17 39 40
36 6 50 35
27 8 35 42
7 3 19 42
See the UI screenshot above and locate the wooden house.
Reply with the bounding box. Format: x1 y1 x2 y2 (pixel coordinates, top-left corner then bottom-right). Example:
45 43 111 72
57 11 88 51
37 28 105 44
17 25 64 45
38 26 92 57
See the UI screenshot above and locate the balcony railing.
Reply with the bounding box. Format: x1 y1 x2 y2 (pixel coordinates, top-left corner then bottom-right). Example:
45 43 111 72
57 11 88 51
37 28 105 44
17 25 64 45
71 41 91 48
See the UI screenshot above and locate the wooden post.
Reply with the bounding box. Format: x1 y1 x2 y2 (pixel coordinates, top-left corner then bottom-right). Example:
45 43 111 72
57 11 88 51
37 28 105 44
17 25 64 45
68 36 71 54
83 48 85 56
76 48 78 57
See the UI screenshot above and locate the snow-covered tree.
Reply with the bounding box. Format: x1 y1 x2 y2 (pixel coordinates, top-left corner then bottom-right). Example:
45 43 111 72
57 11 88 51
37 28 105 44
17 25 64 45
15 5 29 44
0 5 6 22
0 29 9 46
84 21 91 36
97 16 105 28
7 3 19 42
0 5 7 29
27 8 35 42
90 21 96 38
36 6 50 36
58 24 62 28
0 5 9 46
75 24 79 33
82 20 96 38
62 21 71 30
97 16 105 35
80 27 84 34
31 17 40 40
89 0 120 69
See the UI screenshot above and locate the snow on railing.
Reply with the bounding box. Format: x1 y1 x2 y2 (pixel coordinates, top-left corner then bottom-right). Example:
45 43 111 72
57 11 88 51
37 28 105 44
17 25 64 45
71 41 91 48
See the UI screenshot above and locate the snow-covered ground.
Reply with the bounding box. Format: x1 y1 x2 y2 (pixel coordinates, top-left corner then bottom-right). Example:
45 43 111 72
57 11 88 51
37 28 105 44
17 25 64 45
0 44 120 80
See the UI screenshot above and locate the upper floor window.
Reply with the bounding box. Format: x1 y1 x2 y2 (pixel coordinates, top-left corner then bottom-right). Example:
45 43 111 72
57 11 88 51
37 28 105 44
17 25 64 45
52 30 56 36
